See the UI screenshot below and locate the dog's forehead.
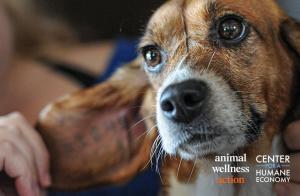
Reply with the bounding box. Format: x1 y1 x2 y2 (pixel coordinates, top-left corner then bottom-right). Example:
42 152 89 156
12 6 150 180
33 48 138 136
142 0 284 46
141 0 186 47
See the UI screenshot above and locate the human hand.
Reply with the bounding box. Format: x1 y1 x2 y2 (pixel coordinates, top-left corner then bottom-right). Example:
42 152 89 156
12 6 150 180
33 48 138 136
275 121 300 196
0 112 51 196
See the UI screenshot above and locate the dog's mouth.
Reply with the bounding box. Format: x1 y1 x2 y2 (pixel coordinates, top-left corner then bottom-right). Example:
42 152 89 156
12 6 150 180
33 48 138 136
186 133 222 144
175 130 240 159
178 133 222 156
160 105 264 160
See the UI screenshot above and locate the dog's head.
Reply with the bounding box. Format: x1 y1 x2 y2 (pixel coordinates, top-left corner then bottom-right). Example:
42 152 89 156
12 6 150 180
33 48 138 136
139 0 300 160
36 0 300 190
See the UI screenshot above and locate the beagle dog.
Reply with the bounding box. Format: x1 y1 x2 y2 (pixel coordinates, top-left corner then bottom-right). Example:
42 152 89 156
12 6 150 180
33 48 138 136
37 0 300 195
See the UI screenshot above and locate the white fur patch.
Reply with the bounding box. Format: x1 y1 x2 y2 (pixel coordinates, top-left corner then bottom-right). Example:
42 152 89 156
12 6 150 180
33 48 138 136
156 66 247 159
168 160 234 196
168 161 275 196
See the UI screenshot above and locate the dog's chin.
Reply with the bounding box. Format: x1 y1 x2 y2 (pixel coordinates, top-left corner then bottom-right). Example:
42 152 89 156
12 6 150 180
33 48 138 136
177 134 247 160
157 112 248 160
160 129 247 160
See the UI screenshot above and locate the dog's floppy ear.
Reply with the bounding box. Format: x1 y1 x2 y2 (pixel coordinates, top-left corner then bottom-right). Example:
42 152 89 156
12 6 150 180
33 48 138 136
36 59 157 190
280 18 300 122
280 18 300 57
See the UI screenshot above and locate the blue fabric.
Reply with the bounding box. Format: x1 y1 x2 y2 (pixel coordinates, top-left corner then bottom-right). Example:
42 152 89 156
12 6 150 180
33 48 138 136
97 38 138 82
49 38 161 196
50 169 160 196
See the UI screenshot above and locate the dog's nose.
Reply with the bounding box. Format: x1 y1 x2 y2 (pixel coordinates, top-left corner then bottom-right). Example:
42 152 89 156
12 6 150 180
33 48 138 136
160 80 208 123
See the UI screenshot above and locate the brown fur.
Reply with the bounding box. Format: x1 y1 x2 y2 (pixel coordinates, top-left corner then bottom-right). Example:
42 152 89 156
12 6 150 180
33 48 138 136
37 0 300 194
139 0 300 195
37 60 158 190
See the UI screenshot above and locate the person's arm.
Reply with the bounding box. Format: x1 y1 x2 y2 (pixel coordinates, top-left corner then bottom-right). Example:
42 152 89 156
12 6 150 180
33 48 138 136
275 121 300 196
0 112 50 196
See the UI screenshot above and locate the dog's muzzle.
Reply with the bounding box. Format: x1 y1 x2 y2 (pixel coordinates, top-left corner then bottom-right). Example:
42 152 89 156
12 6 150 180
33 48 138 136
156 71 249 159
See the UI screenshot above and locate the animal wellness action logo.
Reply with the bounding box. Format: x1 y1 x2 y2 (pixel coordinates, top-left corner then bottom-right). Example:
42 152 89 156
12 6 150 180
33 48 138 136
212 154 290 184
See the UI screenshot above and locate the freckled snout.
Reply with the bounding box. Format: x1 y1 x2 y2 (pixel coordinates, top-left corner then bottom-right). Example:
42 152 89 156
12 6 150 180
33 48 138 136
160 80 208 123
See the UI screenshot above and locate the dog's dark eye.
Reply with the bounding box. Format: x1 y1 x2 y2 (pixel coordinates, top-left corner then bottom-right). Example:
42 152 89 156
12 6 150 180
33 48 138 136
217 15 249 44
141 46 163 72
219 19 242 40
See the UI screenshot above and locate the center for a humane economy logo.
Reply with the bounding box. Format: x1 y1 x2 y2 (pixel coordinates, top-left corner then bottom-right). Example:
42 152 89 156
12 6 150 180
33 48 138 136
212 154 290 184
256 155 290 183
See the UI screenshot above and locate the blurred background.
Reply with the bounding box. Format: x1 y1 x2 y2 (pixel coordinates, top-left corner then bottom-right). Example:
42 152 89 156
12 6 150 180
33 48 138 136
37 0 299 42
1 0 299 128
278 0 300 21
38 0 165 41
0 0 300 196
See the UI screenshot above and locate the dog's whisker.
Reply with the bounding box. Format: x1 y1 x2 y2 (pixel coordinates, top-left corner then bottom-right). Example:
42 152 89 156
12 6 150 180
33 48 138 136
155 145 166 184
130 114 156 129
150 136 161 158
147 124 158 133
171 37 188 58
151 136 162 166
163 151 168 163
143 135 161 170
153 139 163 169
156 146 164 172
157 164 164 183
205 50 217 72
176 158 183 178
188 160 197 183
137 124 157 140
176 53 189 71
